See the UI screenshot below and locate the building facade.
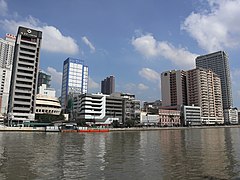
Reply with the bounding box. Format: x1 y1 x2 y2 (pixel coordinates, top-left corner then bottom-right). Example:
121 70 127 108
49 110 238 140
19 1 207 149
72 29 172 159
8 27 42 123
101 75 115 95
159 109 181 127
196 51 233 110
61 58 88 110
111 93 140 124
223 108 238 125
140 112 159 125
38 84 56 98
186 68 224 124
37 70 51 92
0 34 16 120
73 93 121 125
161 70 187 107
36 95 61 115
73 92 140 125
142 100 162 114
0 34 16 69
182 105 202 126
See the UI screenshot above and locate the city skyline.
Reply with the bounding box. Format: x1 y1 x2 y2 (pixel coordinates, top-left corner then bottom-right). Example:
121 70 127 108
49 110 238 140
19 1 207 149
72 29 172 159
0 0 239 108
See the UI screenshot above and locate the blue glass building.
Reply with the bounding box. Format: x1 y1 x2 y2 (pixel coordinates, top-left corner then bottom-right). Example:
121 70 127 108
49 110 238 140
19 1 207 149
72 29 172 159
61 58 88 110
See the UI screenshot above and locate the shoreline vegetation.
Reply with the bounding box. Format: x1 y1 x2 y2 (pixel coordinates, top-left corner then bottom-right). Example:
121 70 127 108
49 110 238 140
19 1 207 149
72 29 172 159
0 125 240 132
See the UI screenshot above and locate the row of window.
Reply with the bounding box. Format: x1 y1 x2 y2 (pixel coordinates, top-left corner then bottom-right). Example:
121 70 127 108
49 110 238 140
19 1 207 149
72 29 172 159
36 109 60 114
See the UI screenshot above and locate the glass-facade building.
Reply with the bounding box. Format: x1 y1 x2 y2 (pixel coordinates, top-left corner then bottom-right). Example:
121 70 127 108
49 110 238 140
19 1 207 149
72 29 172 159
61 58 88 110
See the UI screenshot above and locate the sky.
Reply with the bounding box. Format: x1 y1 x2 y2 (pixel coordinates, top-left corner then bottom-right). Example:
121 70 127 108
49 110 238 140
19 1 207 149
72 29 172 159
0 0 240 108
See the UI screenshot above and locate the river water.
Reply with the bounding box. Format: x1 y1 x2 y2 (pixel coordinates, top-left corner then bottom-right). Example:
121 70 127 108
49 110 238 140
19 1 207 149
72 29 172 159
0 127 240 179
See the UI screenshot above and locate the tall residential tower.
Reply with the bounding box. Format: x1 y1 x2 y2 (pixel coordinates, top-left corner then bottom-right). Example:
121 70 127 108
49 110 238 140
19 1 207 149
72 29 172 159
8 27 42 123
186 68 224 124
0 34 16 118
196 51 233 110
161 70 187 107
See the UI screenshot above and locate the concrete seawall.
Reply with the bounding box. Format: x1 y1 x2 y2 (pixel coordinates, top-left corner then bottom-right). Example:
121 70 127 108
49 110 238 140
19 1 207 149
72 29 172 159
0 126 45 132
109 125 240 132
0 125 239 132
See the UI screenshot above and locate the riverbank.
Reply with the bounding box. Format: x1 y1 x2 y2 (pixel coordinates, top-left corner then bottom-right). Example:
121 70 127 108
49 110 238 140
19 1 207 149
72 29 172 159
0 125 240 132
109 125 240 132
0 126 45 132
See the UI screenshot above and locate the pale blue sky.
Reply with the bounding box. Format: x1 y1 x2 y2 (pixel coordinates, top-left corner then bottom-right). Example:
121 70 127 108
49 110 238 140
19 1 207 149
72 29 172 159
0 0 240 107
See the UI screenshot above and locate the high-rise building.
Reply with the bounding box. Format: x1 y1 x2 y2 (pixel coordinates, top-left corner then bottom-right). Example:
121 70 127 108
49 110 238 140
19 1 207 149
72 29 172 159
37 70 51 91
61 58 88 110
196 51 233 110
101 75 115 95
8 27 42 123
186 68 224 124
0 34 16 119
0 34 16 69
161 70 187 107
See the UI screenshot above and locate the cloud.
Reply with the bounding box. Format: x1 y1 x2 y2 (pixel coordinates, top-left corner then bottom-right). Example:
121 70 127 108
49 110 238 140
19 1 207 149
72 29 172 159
125 83 149 92
138 83 149 91
139 68 160 82
0 16 79 54
132 34 198 68
88 77 99 90
82 36 96 53
182 0 240 52
46 67 62 85
0 0 7 16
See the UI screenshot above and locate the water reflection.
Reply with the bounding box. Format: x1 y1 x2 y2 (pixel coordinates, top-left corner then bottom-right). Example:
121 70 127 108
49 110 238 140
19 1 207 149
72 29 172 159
0 128 239 179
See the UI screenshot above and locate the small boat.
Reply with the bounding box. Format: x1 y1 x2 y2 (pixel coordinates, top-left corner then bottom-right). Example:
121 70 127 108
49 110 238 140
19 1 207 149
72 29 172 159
59 123 78 132
78 129 109 133
45 126 60 132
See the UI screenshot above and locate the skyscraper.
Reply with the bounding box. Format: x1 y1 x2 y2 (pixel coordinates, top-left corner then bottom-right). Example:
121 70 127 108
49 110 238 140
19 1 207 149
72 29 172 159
186 68 224 124
0 34 16 69
101 75 115 95
8 27 42 123
196 51 233 110
0 34 16 118
161 70 187 107
61 58 88 110
37 70 51 93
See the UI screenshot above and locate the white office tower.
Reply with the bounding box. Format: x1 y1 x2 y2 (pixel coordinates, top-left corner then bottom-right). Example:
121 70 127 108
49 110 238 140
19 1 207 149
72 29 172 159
61 58 88 110
0 34 16 69
196 51 233 110
0 34 16 121
8 27 42 124
186 68 224 125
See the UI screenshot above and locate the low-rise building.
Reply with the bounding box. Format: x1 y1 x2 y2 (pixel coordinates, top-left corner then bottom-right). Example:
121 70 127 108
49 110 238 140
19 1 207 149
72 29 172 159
112 93 140 124
224 108 238 125
159 109 181 127
36 95 61 115
140 112 159 125
142 100 162 114
73 93 121 125
183 105 201 126
73 92 140 126
38 84 56 98
36 84 61 116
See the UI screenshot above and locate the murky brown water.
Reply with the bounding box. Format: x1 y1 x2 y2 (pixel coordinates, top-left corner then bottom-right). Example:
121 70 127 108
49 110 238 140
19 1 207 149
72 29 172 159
0 128 240 179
